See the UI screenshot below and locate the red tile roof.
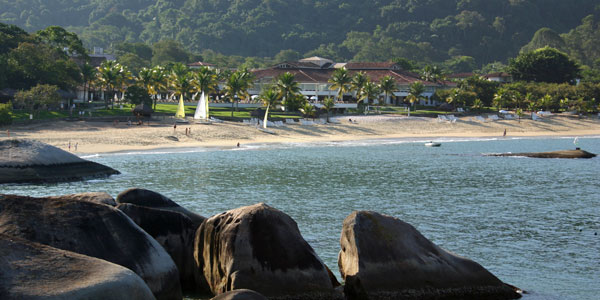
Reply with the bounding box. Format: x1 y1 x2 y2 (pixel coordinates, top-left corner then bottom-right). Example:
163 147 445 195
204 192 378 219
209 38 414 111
345 62 400 70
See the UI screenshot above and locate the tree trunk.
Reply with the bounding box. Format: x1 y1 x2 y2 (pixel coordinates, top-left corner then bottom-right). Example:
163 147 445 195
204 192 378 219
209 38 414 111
263 104 270 129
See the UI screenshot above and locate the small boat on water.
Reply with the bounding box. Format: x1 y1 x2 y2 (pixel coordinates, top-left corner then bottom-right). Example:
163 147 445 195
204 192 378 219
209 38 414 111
425 141 441 147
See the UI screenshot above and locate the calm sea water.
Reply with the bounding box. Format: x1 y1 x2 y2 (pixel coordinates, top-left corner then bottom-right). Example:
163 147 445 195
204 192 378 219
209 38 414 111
2 137 599 300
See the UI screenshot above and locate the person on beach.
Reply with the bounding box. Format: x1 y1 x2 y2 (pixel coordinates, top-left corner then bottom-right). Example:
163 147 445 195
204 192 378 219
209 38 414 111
6 129 9 137
173 123 177 133
68 141 71 151
74 143 78 151
503 128 507 137
237 142 240 147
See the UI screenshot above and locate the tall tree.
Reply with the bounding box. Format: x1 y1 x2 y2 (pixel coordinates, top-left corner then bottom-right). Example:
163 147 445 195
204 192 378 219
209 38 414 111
223 69 253 117
259 87 280 129
350 71 368 101
80 63 96 104
96 61 131 109
329 68 352 101
168 63 196 99
275 72 301 111
378 76 396 105
407 82 426 110
359 80 380 105
35 26 88 59
508 47 580 84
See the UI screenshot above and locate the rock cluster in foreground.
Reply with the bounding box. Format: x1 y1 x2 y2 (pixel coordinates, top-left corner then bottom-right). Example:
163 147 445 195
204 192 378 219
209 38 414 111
0 188 522 300
0 139 120 183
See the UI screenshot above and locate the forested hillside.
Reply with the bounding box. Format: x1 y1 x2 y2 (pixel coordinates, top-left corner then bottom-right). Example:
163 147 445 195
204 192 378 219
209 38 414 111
1 0 599 68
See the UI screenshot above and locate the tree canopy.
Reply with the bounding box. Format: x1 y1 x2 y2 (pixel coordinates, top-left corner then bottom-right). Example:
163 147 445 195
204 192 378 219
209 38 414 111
508 47 581 84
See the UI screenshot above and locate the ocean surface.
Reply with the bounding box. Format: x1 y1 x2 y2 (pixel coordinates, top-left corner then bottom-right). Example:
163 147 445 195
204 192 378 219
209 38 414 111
2 136 599 300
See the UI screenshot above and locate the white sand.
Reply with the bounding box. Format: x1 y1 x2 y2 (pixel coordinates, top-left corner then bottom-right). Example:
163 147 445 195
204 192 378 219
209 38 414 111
2 114 599 154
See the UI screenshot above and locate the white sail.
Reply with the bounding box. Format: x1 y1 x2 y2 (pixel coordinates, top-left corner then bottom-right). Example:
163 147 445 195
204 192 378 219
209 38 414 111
194 91 207 120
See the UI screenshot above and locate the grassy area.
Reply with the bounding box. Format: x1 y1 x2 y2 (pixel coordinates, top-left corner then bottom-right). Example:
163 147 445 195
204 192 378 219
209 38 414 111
9 103 302 122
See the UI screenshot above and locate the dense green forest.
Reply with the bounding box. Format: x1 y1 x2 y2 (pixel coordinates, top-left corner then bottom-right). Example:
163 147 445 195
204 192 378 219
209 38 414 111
1 0 599 70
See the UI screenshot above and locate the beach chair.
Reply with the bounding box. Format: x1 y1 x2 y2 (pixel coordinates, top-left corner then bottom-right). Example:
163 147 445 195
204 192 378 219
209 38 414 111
242 119 251 124
447 115 457 121
531 113 540 121
488 115 499 121
504 114 514 120
475 116 486 122
301 119 314 125
285 118 296 124
438 115 449 122
457 108 464 113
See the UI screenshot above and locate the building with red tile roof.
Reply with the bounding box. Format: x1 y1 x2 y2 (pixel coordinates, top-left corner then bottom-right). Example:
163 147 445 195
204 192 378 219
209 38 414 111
250 57 454 106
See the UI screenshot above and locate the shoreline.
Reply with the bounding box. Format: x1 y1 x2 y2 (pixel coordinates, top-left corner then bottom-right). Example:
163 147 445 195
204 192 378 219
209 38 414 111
2 114 600 155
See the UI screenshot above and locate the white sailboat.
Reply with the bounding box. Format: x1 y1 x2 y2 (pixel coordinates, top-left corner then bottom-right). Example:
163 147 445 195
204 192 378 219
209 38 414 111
194 91 207 120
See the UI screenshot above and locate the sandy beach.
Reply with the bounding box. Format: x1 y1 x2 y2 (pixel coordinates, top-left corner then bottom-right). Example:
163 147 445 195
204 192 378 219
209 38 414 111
2 114 600 154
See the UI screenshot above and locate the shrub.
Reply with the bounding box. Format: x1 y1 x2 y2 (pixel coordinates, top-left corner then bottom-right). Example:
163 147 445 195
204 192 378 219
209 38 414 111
0 101 13 126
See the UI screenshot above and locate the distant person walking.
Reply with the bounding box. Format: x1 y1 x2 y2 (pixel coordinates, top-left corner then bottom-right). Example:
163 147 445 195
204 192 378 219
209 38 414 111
6 129 9 137
503 128 507 137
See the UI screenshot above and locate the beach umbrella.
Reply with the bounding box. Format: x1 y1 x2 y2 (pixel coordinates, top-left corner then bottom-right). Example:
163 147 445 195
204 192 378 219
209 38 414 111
132 103 153 117
175 94 185 119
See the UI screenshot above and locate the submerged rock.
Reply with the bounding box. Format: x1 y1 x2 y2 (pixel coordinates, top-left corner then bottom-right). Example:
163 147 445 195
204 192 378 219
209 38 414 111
487 149 596 159
118 203 199 292
194 203 341 299
0 233 156 300
0 194 182 300
339 211 522 300
0 139 119 183
117 188 205 226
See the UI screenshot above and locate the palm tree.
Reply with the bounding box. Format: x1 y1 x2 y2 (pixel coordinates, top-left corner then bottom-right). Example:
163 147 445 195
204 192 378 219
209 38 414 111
150 66 167 109
259 87 280 129
97 61 131 109
359 80 380 105
329 68 351 101
350 71 368 102
192 67 218 95
275 72 300 111
322 97 335 123
421 65 443 83
537 94 553 112
80 63 96 105
223 69 253 117
407 82 426 111
378 76 396 105
168 63 196 99
300 103 316 120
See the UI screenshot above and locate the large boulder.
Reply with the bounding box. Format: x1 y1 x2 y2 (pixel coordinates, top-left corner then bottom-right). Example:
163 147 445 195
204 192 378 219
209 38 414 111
339 211 522 300
210 289 268 300
194 203 341 299
117 188 205 226
117 203 200 292
0 139 119 183
0 194 182 300
49 192 117 206
0 233 156 300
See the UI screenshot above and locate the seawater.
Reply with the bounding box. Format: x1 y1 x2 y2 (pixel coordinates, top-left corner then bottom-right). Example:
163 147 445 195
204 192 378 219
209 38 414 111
2 137 599 300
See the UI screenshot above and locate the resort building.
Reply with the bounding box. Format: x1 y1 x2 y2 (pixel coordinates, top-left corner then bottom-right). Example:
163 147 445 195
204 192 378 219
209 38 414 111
483 72 512 83
249 57 453 107
187 61 217 70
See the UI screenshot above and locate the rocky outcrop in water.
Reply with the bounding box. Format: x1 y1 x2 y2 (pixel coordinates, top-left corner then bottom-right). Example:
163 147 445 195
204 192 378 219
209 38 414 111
117 188 205 226
338 211 522 300
210 289 268 300
487 149 596 159
0 139 119 183
0 233 156 300
194 203 341 299
0 194 182 300
118 202 199 292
